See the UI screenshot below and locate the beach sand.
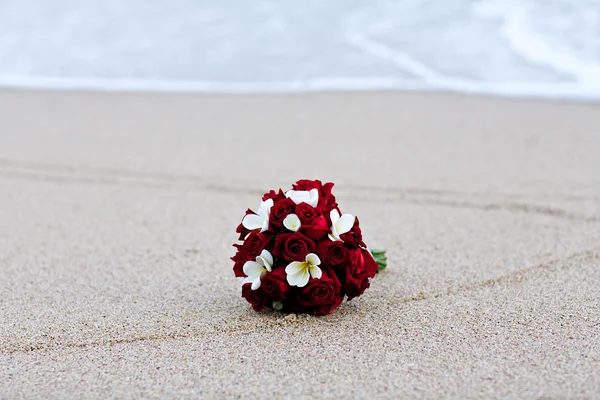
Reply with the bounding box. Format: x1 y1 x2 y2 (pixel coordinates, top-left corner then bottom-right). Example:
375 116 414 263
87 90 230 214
1 90 599 398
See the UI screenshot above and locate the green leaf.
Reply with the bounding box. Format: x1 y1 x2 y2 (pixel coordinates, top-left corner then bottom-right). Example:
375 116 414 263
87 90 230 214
370 248 387 273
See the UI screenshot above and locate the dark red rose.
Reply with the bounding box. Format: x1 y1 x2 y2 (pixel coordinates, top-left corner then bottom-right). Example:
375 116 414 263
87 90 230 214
242 231 271 258
268 198 296 230
262 189 286 202
301 215 329 240
340 217 365 248
295 202 318 224
241 284 270 312
343 248 378 300
261 268 290 300
231 245 250 277
292 179 321 192
273 232 316 261
295 203 329 239
317 240 349 268
296 267 343 315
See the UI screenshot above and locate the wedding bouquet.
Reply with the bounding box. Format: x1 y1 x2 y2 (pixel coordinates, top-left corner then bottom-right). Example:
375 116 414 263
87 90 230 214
232 179 386 316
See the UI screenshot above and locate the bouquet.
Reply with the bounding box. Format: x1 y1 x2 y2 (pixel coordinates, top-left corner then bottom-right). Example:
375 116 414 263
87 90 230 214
232 179 387 316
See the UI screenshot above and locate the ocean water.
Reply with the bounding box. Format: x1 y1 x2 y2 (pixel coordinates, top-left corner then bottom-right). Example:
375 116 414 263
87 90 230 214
1 0 599 100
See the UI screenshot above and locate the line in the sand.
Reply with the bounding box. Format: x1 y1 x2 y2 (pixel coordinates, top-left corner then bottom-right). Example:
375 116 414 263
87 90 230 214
3 247 598 356
1 158 598 224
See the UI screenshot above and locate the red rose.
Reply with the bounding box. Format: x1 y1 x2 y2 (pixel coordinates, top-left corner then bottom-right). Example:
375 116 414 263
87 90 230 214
261 268 290 300
273 232 316 261
241 284 270 312
242 231 271 257
268 198 296 230
295 203 329 240
296 267 343 315
340 217 365 248
262 189 286 202
343 248 378 300
231 245 249 277
317 240 349 268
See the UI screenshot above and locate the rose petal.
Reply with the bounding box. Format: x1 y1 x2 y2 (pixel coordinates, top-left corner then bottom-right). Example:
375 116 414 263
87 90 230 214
242 214 264 230
305 253 321 266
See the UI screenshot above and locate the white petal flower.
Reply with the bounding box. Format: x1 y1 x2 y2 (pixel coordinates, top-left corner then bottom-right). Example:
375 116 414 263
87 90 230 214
285 253 322 288
242 250 273 290
272 301 283 310
283 213 301 232
328 209 355 242
242 198 273 233
286 189 319 207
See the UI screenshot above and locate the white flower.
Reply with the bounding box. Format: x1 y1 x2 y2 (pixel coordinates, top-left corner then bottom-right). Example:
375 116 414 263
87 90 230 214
286 189 319 207
242 250 273 290
242 198 273 233
285 253 322 288
272 301 283 310
283 213 301 232
328 209 355 241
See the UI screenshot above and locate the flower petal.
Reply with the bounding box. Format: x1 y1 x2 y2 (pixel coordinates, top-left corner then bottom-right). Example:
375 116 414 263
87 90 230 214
251 278 262 290
335 214 355 235
242 214 264 231
309 265 322 279
243 261 264 277
296 270 310 288
258 198 274 217
330 209 340 224
285 261 305 275
287 272 300 286
242 276 254 285
307 189 319 207
283 214 301 232
328 233 341 242
305 253 321 266
257 250 273 270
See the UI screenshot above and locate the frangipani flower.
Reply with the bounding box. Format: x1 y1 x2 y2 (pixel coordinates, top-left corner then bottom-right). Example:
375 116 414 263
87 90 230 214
283 213 301 232
242 250 274 290
242 199 274 233
285 253 322 287
286 189 319 207
328 209 355 241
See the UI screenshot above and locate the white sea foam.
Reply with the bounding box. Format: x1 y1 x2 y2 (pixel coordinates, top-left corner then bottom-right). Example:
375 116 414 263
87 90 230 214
0 0 599 100
474 0 600 87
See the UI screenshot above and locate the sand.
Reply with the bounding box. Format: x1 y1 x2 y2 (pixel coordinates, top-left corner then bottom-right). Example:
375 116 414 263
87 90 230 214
0 90 599 399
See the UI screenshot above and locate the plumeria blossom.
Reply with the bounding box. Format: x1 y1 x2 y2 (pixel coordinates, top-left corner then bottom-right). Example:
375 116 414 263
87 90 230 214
285 253 322 288
283 213 301 232
242 199 274 233
328 209 355 241
242 250 274 290
286 189 319 207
